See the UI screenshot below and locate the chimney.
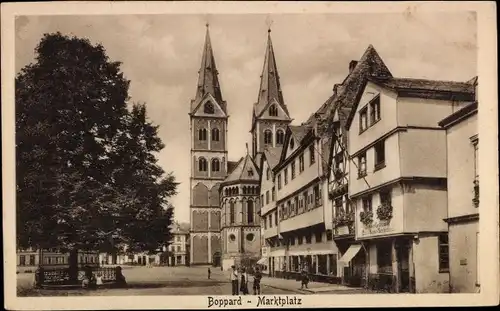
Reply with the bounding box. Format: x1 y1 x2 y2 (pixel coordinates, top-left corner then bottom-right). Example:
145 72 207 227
349 60 358 73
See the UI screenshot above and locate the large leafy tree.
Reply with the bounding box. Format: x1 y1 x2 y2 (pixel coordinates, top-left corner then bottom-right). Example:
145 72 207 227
16 33 178 270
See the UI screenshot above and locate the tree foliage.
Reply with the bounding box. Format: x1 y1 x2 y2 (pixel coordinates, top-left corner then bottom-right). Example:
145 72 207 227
16 32 178 254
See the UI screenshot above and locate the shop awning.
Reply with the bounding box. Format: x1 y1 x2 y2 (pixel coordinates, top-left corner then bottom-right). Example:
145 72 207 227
256 258 267 265
338 244 362 264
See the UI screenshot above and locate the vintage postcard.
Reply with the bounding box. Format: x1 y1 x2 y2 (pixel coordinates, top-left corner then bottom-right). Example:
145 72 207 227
2 1 498 310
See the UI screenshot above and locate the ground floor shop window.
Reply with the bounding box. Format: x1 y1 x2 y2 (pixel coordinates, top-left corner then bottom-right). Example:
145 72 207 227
377 242 392 273
318 255 327 274
329 254 337 276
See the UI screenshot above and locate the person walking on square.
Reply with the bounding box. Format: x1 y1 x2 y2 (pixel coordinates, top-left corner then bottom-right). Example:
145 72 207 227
300 265 309 290
240 267 249 295
253 266 262 295
230 265 239 295
208 267 211 279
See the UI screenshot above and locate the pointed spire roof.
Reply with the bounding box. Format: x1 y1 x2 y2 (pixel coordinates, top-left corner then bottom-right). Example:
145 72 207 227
253 29 289 118
222 152 260 184
194 24 225 112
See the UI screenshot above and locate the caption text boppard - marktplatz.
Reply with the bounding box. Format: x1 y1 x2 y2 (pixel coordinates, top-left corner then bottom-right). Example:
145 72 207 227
207 296 303 308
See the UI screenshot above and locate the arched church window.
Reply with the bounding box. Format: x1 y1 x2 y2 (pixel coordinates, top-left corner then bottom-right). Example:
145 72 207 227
247 200 254 224
211 128 220 142
198 157 207 172
264 130 272 145
211 158 220 172
198 128 207 141
276 129 285 145
230 201 235 224
204 102 214 114
269 104 278 117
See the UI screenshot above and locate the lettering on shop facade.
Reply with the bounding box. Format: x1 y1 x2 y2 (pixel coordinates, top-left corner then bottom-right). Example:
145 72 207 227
361 221 394 236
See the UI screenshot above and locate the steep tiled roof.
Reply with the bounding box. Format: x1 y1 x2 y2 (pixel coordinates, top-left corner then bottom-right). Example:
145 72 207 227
223 154 260 184
438 101 478 129
192 25 225 113
253 30 289 118
263 146 283 169
370 77 475 93
227 161 240 175
289 125 309 143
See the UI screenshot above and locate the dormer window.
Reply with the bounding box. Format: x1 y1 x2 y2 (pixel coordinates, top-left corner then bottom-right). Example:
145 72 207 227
269 104 278 117
204 102 214 114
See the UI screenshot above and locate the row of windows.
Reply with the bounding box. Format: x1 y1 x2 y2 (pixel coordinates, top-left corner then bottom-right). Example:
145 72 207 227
357 139 385 178
198 128 221 142
279 184 322 221
169 245 183 252
225 201 255 225
223 186 259 196
361 189 392 212
359 95 381 133
277 144 316 190
261 187 276 207
333 194 351 216
227 233 255 242
264 129 285 145
18 255 98 265
197 157 222 172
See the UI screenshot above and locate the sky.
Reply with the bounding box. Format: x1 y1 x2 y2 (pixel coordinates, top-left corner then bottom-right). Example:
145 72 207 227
15 12 477 224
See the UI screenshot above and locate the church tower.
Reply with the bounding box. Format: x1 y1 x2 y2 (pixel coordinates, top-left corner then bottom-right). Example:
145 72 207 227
189 24 225 265
250 29 292 159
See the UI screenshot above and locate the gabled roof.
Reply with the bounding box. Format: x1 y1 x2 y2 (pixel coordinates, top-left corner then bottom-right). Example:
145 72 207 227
171 221 190 234
438 101 478 129
227 160 240 175
262 146 283 170
337 44 393 130
192 25 226 113
222 153 260 184
368 77 475 94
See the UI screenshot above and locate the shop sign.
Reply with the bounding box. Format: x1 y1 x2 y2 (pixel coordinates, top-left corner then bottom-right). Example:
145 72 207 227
361 221 394 236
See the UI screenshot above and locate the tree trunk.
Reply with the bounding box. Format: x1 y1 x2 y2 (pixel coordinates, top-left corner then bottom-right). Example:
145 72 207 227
68 248 79 284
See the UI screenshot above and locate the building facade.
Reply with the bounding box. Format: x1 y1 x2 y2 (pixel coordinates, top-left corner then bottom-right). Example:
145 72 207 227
17 248 99 273
220 153 262 270
439 81 479 293
189 25 224 265
345 70 475 293
168 222 190 266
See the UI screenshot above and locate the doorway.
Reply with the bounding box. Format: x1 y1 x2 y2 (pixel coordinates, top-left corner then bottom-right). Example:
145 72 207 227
396 239 411 293
212 252 221 267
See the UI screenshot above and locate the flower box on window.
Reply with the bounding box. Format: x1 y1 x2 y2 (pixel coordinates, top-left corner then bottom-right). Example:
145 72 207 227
360 210 373 226
376 203 393 221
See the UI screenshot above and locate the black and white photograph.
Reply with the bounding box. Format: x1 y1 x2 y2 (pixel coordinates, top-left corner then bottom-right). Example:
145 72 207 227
2 1 498 310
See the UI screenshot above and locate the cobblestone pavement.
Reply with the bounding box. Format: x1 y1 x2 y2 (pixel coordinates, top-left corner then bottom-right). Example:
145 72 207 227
17 266 297 296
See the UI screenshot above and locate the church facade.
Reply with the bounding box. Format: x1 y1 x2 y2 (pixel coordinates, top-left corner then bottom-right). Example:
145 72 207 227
189 26 290 267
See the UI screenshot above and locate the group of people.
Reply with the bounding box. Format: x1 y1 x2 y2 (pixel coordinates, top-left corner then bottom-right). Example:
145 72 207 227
229 265 262 295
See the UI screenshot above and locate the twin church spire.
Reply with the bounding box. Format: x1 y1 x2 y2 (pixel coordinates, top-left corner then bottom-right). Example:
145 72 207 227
193 25 287 118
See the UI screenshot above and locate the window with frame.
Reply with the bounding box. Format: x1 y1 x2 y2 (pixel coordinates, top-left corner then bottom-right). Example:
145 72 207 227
294 197 299 214
277 174 282 190
335 197 343 215
198 128 207 141
269 213 273 228
264 215 267 229
309 145 316 165
272 187 275 201
276 130 285 145
380 189 391 206
198 157 208 172
299 154 305 172
289 236 295 245
374 140 386 170
298 235 303 245
315 231 322 243
362 196 372 212
305 233 312 244
211 158 220 172
275 211 278 226
438 234 449 272
247 200 254 224
291 161 296 179
358 152 367 178
377 242 392 273
19 255 26 266
326 230 333 241
284 168 288 185
369 96 381 125
230 201 235 224
266 191 270 205
359 107 368 132
264 130 273 145
269 104 278 117
29 255 35 266
211 128 220 141
266 168 270 180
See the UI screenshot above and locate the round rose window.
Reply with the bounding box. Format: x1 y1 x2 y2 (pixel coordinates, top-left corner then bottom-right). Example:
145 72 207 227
229 234 236 242
246 233 255 241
